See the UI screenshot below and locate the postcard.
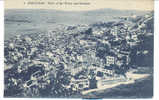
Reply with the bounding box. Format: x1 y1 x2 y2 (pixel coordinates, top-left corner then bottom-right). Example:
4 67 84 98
4 0 154 98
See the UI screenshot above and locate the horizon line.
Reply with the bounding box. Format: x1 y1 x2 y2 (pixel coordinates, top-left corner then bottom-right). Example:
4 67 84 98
4 8 154 12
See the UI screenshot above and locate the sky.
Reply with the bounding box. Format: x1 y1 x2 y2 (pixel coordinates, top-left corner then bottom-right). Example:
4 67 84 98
5 0 154 11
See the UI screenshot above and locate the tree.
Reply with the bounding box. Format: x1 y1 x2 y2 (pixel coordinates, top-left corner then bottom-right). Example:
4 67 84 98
96 42 110 59
39 63 72 97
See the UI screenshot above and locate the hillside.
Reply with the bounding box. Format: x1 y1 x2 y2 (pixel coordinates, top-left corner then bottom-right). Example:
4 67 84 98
4 10 153 98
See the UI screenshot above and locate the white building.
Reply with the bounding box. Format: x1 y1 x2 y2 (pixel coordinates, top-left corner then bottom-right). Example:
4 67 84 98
106 56 116 66
111 26 118 36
